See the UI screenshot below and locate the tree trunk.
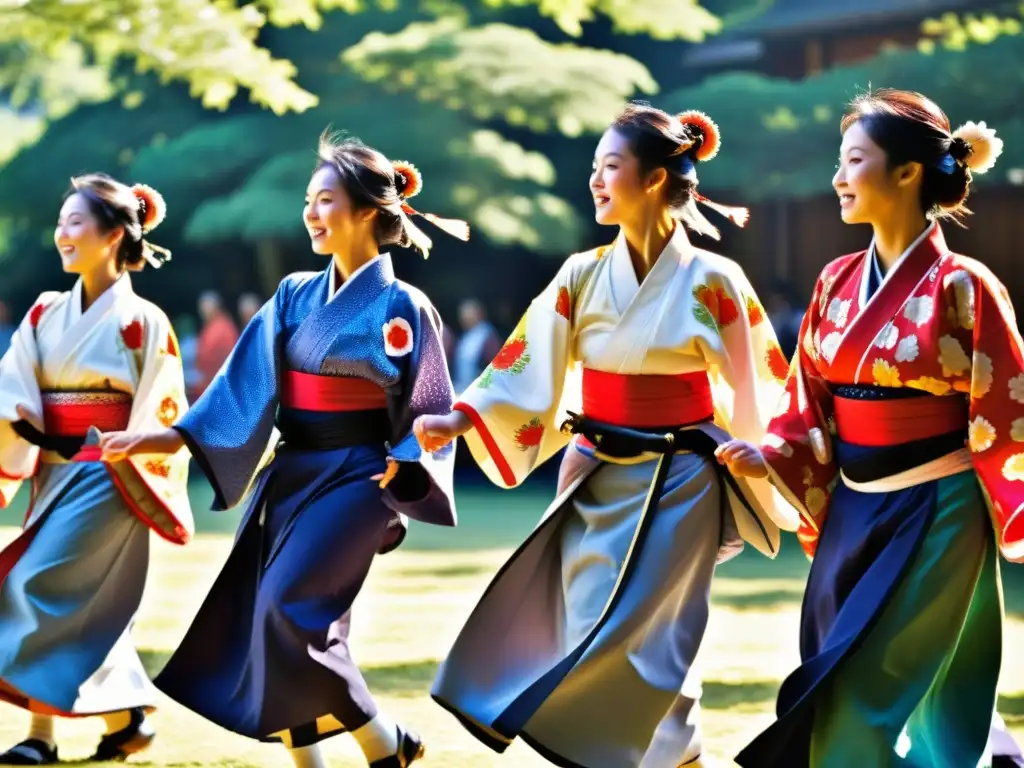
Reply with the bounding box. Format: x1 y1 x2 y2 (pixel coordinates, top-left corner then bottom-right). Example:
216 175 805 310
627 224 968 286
255 239 283 297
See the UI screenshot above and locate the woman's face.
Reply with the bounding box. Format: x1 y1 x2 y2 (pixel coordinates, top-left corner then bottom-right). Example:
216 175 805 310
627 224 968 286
833 120 918 226
53 193 120 275
590 128 658 228
303 165 374 256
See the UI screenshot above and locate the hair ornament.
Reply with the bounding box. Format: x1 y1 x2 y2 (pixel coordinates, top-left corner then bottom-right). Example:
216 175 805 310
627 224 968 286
677 110 721 162
693 192 749 228
951 120 1003 174
131 183 167 233
392 160 423 199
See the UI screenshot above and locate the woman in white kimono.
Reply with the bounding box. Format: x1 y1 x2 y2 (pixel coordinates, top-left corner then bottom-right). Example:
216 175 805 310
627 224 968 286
0 174 192 764
414 103 800 768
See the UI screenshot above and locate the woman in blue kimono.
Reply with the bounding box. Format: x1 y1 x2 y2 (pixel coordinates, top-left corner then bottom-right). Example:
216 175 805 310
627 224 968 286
99 132 467 768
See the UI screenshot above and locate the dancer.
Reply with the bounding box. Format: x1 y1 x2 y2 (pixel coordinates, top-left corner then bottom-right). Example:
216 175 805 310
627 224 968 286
415 103 799 767
99 132 465 768
0 174 191 764
716 89 1024 767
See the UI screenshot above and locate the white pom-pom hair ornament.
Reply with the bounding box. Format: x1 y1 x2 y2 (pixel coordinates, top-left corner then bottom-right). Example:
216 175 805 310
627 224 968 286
952 121 1003 175
131 183 167 233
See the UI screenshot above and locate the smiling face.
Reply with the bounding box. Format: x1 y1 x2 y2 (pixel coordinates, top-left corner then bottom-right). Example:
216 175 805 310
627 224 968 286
590 128 658 228
834 120 917 226
53 192 121 275
303 165 375 256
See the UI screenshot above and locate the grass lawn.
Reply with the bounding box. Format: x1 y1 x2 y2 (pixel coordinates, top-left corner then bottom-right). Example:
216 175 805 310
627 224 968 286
0 476 1020 766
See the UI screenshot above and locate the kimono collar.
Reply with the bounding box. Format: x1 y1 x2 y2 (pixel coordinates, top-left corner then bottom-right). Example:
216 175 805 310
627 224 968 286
610 225 694 308
326 253 394 303
860 221 946 307
69 272 134 321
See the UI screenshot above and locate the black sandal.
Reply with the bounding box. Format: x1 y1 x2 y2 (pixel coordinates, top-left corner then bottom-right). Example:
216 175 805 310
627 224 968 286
993 757 1024 768
0 739 58 766
368 727 425 767
90 708 155 762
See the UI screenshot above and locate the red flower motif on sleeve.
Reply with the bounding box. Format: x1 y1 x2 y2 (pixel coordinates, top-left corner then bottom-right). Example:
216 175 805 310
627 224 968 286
144 459 170 478
766 342 790 382
714 287 740 327
555 287 571 320
491 337 530 374
514 418 544 451
166 332 178 357
382 317 414 357
157 397 179 427
746 295 765 327
28 302 48 328
120 320 144 350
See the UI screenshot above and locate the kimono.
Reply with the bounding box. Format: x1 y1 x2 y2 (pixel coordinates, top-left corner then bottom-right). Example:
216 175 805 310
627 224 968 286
736 222 1024 767
431 227 799 768
154 254 456 748
0 274 192 716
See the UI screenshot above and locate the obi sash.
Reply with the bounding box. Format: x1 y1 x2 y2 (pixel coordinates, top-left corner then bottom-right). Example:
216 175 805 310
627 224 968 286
13 391 132 462
580 369 714 429
832 386 971 488
278 371 391 450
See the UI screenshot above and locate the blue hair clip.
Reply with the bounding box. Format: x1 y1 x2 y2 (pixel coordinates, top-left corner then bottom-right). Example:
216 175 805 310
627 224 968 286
937 153 957 175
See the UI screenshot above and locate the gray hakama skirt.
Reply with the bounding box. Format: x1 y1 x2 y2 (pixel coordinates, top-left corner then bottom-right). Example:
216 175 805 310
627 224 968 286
0 462 155 716
433 441 739 767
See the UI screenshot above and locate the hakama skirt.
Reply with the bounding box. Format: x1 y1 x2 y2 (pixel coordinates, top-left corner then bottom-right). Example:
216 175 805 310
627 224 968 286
154 442 398 747
0 462 154 716
433 442 736 768
736 440 1002 768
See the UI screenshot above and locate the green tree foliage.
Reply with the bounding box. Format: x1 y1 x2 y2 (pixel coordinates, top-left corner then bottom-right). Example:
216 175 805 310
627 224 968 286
663 32 1024 200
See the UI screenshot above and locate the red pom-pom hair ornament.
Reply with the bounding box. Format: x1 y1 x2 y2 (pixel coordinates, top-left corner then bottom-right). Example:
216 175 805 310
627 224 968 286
130 183 167 233
392 160 470 244
677 110 721 162
392 160 423 200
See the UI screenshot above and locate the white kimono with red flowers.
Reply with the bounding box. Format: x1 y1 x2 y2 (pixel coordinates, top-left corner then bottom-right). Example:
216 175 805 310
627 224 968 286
433 228 798 768
763 222 1024 563
0 274 192 716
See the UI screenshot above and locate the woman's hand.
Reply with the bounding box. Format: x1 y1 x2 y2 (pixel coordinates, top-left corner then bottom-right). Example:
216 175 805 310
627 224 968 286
413 410 472 453
99 428 184 463
372 458 399 489
714 439 769 479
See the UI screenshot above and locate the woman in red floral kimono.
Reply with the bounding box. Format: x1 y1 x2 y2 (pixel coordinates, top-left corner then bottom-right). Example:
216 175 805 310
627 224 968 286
718 88 1024 767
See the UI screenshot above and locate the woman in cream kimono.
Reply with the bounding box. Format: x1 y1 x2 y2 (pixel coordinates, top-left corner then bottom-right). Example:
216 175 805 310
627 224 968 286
0 174 192 765
718 89 1024 767
415 104 799 768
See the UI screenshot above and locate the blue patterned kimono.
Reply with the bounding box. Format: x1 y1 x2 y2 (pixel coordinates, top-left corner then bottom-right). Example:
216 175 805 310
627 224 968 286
154 255 456 747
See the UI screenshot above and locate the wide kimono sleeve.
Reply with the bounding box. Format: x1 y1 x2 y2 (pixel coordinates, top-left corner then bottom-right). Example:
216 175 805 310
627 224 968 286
174 281 289 511
760 274 840 558
455 256 584 488
695 267 799 532
0 293 59 507
381 292 457 524
106 304 194 544
954 267 1024 562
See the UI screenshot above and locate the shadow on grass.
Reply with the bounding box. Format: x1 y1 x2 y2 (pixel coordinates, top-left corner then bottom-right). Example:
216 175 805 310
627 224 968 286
712 588 805 611
999 692 1024 720
702 680 779 710
139 650 782 711
395 564 495 579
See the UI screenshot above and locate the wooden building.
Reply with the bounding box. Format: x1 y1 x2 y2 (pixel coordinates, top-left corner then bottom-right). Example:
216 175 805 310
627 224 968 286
682 0 1024 309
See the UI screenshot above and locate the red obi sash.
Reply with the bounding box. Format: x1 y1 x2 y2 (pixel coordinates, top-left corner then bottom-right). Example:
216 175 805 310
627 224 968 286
833 394 967 447
581 369 714 428
281 371 387 412
42 391 132 437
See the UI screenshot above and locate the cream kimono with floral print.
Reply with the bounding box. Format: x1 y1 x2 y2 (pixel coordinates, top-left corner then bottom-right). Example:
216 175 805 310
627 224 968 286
763 222 1024 562
0 274 193 544
456 226 800 553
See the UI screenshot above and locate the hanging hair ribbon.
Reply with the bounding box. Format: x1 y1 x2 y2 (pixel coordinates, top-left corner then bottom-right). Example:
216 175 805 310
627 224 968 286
693 192 750 228
392 160 471 243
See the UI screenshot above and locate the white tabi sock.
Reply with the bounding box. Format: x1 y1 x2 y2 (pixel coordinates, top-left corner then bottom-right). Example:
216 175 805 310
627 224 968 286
351 713 400 764
27 714 55 748
288 744 327 768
